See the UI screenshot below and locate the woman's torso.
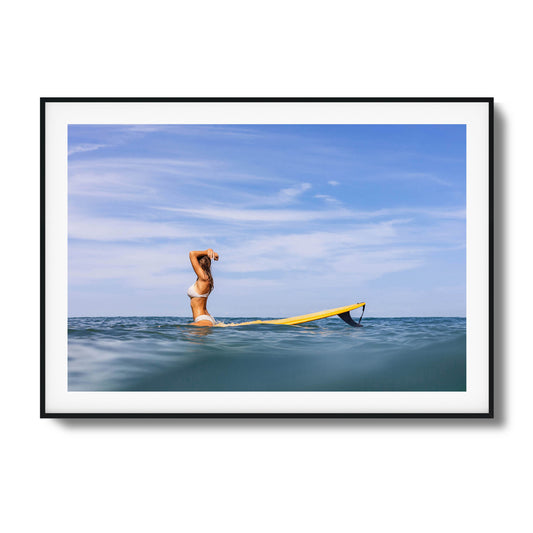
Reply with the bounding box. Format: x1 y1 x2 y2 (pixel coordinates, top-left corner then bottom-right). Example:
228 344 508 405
188 280 212 318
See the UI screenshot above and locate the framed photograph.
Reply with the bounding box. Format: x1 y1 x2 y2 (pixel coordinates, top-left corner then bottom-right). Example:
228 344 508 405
41 97 493 418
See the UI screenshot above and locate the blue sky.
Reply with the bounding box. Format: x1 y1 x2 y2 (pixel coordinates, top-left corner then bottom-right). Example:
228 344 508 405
68 124 466 317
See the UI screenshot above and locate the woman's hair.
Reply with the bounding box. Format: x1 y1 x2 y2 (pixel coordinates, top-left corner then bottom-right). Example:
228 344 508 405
198 255 214 291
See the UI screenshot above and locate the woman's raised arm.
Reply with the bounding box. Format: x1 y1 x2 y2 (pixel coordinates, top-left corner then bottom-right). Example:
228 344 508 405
189 249 219 279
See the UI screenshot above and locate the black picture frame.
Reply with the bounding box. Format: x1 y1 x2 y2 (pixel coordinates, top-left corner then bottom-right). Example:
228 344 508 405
41 97 493 418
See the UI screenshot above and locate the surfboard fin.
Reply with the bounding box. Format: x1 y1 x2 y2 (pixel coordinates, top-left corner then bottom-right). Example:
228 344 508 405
337 304 365 327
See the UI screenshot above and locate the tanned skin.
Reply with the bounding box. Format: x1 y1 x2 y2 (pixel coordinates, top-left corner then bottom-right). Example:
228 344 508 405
188 248 219 326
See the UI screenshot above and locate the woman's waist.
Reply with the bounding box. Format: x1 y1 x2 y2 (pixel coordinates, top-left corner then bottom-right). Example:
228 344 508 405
190 300 209 312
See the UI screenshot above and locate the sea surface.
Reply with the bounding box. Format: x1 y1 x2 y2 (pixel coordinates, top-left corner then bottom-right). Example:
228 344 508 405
68 316 466 391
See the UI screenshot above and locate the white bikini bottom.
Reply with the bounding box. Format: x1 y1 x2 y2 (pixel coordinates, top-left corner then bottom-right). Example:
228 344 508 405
194 314 216 325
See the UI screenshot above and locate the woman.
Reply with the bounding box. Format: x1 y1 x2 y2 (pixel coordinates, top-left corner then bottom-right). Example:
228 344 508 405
187 248 219 326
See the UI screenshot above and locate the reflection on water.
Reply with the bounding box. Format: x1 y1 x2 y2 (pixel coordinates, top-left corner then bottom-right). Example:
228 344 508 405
177 324 215 341
68 316 467 391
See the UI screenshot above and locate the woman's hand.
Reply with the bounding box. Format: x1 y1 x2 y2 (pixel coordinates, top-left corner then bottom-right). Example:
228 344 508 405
206 248 219 261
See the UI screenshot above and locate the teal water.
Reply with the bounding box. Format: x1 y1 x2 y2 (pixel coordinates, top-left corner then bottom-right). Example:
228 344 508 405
68 317 466 391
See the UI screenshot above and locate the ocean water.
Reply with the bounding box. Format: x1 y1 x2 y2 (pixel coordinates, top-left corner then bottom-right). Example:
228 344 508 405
68 316 466 391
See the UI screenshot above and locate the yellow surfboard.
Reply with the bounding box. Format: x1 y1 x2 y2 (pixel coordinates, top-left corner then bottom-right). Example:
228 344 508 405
218 302 366 327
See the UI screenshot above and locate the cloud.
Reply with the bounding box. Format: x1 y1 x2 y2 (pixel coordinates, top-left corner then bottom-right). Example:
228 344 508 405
67 157 269 206
69 216 209 241
68 157 287 199
69 156 211 172
67 223 422 291
365 171 453 187
314 194 340 204
218 221 411 272
124 124 265 139
68 168 162 202
68 143 108 156
328 180 340 186
386 207 465 219
215 216 463 282
154 204 465 224
277 182 312 203
155 205 355 223
400 172 452 187
68 241 192 287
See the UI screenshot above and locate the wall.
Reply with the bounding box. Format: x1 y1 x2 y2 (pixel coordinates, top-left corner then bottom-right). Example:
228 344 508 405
2 1 529 531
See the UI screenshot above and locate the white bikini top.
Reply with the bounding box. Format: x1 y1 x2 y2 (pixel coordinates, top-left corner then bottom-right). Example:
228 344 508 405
187 282 210 298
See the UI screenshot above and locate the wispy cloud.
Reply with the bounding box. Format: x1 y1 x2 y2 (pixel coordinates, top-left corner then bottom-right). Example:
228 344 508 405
68 125 173 154
365 171 453 187
398 172 452 187
69 216 209 241
69 156 212 172
314 194 340 205
153 204 465 224
68 143 108 156
277 182 312 203
154 205 356 223
219 219 459 272
66 224 404 288
69 241 192 289
68 169 160 201
364 207 465 220
123 124 266 139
